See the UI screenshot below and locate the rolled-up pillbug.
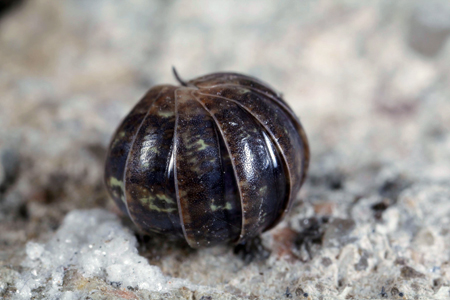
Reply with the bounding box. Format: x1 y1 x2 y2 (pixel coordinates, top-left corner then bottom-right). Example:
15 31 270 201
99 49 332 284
104 69 310 248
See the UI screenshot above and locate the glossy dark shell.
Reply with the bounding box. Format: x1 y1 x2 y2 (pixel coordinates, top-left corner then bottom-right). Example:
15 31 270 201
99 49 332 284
104 72 309 248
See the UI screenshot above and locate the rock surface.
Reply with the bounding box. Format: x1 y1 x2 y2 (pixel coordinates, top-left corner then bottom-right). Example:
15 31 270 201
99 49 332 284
1 0 450 299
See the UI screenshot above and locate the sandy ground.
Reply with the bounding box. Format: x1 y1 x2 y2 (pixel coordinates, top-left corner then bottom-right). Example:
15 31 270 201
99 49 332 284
1 0 450 299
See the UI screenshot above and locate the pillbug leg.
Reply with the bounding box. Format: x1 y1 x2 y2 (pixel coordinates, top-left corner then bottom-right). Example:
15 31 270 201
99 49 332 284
233 236 270 264
294 217 328 261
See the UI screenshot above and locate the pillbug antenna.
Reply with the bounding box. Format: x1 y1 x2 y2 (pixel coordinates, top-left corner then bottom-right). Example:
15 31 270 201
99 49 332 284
172 67 188 87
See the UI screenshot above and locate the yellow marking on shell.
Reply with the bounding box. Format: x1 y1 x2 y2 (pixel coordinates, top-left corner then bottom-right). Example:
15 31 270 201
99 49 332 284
111 131 126 147
109 177 123 188
188 157 198 164
140 195 155 205
109 177 126 203
235 88 249 95
156 194 175 204
149 204 177 213
112 190 125 203
157 110 174 118
211 203 220 212
140 195 177 213
185 139 208 151
259 186 267 194
196 139 208 151
210 202 233 211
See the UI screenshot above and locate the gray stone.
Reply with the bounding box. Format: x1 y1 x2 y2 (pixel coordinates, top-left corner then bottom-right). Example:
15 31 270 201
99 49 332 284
408 0 450 57
322 218 357 248
400 266 425 279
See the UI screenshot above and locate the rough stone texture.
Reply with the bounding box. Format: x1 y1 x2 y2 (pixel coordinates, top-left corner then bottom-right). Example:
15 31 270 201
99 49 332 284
1 0 450 299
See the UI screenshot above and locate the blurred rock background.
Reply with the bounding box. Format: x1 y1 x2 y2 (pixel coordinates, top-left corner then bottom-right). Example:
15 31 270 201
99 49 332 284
1 0 450 299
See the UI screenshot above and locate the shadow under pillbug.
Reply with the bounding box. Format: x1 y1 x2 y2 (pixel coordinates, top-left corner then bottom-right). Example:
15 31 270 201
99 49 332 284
104 69 310 248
